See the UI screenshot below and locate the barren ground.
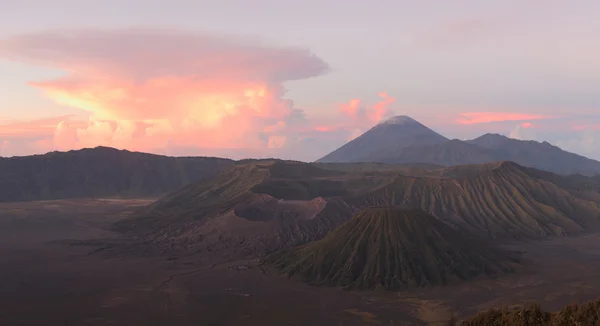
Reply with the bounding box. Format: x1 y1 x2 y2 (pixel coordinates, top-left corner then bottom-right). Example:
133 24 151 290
1 199 600 325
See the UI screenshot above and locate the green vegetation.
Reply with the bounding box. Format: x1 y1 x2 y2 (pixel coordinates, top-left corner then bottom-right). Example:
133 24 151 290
262 206 518 290
458 299 600 325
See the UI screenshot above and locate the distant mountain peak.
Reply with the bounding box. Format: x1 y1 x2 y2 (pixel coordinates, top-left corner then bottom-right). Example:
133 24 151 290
377 115 418 125
467 133 510 149
90 146 124 152
479 133 508 139
316 115 448 163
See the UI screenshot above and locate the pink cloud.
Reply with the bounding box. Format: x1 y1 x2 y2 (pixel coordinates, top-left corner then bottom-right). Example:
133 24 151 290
573 124 600 131
263 121 287 133
0 115 78 140
0 137 53 157
456 112 552 125
301 92 397 145
314 126 334 132
339 99 361 119
0 28 329 156
0 28 328 83
509 121 537 140
337 92 396 124
368 92 395 123
520 122 534 128
267 135 287 149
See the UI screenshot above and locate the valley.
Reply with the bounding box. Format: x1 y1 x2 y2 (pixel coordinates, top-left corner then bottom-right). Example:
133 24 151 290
2 199 600 325
114 159 600 265
2 135 600 325
3 2 600 323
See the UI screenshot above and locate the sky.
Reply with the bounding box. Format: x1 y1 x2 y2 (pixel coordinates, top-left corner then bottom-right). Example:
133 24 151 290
1 0 600 161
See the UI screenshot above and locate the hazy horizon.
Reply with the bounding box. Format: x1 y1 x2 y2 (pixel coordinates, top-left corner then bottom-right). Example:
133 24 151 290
1 0 600 161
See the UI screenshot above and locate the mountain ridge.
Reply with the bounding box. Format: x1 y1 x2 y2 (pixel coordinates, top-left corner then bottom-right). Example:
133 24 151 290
317 116 600 176
0 146 234 202
115 160 600 262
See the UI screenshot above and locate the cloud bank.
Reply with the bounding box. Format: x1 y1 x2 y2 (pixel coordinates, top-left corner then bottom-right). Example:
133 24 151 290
0 28 330 157
456 112 551 125
508 121 536 141
2 28 598 162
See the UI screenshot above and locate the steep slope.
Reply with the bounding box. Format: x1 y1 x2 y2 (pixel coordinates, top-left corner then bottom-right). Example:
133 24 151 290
353 161 600 239
318 118 600 176
316 115 449 163
468 133 600 176
0 146 233 202
315 162 445 173
263 206 518 290
114 161 368 260
380 139 500 166
119 160 600 261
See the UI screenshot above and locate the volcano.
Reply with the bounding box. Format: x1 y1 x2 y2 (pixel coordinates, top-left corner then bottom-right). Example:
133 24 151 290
263 206 518 290
316 115 448 163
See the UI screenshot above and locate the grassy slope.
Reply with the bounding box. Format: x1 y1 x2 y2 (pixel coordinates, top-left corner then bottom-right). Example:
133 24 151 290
263 206 518 290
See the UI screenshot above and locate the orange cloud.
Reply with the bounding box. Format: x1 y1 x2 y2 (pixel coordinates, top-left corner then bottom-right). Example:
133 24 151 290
520 122 534 128
0 115 78 140
263 121 287 133
307 92 397 144
573 124 600 131
267 135 287 149
314 126 334 132
456 112 551 125
339 99 362 119
0 29 329 156
337 92 396 124
368 92 395 123
0 137 53 157
509 121 538 140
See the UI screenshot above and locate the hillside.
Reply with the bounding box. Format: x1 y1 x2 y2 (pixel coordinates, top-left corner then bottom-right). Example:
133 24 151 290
262 206 518 290
113 161 364 260
467 133 600 176
0 147 234 202
379 139 500 166
359 161 600 238
117 160 600 261
317 116 600 176
315 161 445 173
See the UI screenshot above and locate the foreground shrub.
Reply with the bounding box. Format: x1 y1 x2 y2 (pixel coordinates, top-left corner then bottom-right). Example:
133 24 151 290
459 299 600 326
